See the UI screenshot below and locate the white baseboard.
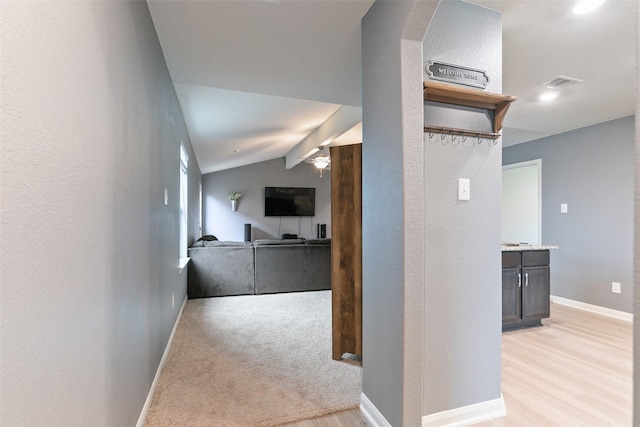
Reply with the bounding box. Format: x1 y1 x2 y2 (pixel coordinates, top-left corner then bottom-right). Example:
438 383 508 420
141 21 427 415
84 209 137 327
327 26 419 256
360 393 392 427
550 295 633 322
422 396 506 427
136 295 188 427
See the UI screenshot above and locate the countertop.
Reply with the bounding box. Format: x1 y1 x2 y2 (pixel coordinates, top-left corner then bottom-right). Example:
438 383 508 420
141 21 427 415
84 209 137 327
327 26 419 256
502 244 559 251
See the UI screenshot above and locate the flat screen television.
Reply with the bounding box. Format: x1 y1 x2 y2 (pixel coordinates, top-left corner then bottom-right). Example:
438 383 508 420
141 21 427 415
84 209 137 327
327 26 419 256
264 187 316 217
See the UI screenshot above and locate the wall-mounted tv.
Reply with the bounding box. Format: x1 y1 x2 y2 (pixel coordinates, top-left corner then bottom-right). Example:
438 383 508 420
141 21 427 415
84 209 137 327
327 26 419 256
265 187 316 217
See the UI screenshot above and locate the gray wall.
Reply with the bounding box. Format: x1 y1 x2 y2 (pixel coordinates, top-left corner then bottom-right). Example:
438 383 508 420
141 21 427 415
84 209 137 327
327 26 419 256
362 1 503 423
202 157 331 241
422 0 503 416
362 2 437 425
633 5 639 419
0 2 201 425
504 116 634 313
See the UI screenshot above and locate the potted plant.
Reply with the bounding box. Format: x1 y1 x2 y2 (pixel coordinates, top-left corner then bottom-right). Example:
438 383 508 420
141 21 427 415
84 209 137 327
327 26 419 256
228 191 241 211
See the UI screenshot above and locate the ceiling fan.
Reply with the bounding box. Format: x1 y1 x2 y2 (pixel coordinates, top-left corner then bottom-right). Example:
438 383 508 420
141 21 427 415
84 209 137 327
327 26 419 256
303 147 331 178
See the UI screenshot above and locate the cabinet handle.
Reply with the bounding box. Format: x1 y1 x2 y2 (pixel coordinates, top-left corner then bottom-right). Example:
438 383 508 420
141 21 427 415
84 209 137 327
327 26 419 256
525 272 529 287
518 273 521 288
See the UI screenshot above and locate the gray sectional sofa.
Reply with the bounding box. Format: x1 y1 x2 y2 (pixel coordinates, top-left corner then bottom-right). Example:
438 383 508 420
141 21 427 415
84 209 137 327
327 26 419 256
187 239 331 298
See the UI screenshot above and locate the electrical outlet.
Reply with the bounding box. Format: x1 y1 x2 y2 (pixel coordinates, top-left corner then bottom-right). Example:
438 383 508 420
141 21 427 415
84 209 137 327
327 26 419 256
612 282 621 294
172 293 175 308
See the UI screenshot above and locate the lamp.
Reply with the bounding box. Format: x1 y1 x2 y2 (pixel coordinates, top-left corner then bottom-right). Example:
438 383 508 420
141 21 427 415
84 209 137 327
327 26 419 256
313 157 329 169
312 156 330 177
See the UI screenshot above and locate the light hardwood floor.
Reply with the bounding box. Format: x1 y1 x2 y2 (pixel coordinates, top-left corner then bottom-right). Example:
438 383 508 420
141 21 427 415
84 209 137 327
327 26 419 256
283 409 370 426
288 303 632 426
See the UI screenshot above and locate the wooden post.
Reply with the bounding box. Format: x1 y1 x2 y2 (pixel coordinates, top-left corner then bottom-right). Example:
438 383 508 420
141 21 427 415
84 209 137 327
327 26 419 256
330 144 362 360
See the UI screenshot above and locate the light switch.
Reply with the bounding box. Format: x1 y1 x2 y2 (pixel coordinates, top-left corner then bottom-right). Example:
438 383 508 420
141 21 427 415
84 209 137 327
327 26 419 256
560 203 568 213
164 189 169 205
458 178 470 201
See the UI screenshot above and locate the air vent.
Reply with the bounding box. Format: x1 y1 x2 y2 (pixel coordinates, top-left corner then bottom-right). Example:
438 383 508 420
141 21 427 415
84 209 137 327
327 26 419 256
543 76 582 89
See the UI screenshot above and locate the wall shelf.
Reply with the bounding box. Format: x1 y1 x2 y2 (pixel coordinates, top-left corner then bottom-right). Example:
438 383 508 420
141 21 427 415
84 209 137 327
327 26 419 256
423 81 517 136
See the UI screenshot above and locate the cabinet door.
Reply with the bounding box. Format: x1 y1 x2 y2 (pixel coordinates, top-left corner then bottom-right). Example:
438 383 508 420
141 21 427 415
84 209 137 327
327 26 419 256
522 266 550 321
502 267 521 324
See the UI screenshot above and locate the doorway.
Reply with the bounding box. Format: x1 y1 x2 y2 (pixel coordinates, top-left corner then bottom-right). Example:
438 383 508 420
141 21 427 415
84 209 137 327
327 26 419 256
502 159 541 245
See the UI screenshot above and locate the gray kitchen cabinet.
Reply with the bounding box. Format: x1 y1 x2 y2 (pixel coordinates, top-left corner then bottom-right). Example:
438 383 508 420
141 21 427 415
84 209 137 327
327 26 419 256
502 250 550 331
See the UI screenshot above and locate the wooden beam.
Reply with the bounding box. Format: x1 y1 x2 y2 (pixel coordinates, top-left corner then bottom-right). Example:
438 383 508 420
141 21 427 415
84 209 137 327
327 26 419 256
330 144 362 360
285 106 361 169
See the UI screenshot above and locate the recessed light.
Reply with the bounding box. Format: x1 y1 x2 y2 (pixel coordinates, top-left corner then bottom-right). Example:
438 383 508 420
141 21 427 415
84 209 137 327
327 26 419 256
573 0 605 14
233 149 240 153
539 92 559 101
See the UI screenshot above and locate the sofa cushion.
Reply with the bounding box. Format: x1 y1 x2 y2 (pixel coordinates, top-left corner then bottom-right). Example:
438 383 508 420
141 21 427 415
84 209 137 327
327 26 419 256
254 243 331 294
187 244 255 298
252 239 305 246
304 238 331 245
191 240 250 248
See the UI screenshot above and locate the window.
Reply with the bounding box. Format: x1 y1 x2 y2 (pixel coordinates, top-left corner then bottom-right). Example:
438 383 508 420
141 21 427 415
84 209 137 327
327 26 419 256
199 182 203 238
179 143 189 259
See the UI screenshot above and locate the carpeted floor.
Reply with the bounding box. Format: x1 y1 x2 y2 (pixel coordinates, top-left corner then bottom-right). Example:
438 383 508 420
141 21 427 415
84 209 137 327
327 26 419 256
144 291 362 427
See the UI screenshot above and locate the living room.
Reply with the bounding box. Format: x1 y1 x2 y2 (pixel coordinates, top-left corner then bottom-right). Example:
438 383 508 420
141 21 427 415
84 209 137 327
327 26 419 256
1 1 636 426
202 157 331 242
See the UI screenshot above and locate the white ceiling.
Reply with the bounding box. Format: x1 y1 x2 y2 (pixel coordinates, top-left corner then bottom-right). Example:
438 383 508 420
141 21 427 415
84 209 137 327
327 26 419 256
471 0 636 146
147 0 636 173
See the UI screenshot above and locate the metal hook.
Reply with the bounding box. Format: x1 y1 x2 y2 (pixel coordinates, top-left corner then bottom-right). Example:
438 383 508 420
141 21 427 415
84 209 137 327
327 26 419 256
451 131 460 146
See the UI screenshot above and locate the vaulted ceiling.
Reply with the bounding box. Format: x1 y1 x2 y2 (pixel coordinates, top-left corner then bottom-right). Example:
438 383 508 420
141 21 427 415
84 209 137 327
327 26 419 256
147 0 636 174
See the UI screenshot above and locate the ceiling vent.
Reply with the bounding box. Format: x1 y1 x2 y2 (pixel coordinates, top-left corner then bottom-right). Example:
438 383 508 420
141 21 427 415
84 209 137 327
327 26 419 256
543 76 583 89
